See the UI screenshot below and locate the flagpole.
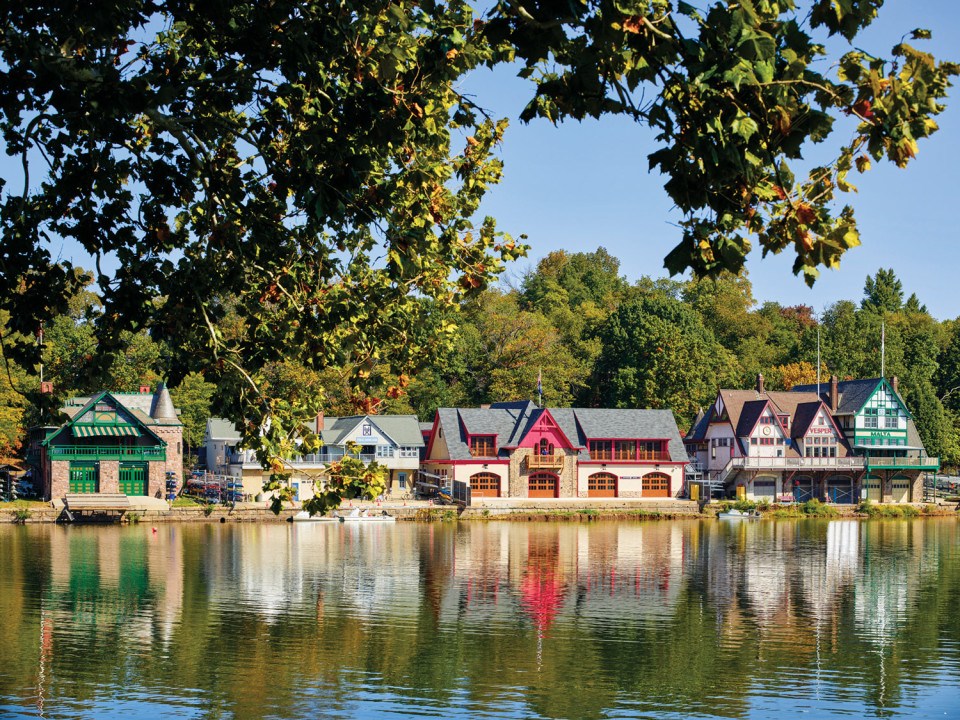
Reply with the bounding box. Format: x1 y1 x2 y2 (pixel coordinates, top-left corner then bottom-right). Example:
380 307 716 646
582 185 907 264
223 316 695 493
881 318 885 378
537 368 543 407
817 325 821 397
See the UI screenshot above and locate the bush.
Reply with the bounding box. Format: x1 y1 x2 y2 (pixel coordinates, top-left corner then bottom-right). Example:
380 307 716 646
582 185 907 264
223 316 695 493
858 502 920 518
13 504 30 523
801 499 839 517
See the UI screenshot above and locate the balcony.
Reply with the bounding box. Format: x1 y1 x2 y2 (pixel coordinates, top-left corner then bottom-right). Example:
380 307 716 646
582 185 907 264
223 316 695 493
731 456 866 471
865 456 940 471
528 451 564 470
48 445 166 462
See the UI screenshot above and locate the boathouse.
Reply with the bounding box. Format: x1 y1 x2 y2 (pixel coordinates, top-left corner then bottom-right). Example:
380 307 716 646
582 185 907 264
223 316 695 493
685 375 938 503
32 384 183 501
422 401 688 499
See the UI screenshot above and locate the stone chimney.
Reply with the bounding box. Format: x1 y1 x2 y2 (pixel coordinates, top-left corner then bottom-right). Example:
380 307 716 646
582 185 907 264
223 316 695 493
891 376 899 395
756 373 765 394
150 381 178 421
315 411 324 433
480 403 491 409
830 375 839 412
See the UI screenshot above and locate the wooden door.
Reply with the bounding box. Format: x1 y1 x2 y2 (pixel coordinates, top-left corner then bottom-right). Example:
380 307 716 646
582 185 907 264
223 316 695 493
528 472 558 498
470 472 500 498
119 463 147 495
891 477 910 503
587 472 617 498
69 463 98 493
642 473 670 498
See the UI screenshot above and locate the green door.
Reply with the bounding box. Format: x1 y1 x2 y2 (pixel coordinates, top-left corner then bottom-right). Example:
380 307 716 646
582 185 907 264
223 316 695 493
69 463 98 493
119 463 147 496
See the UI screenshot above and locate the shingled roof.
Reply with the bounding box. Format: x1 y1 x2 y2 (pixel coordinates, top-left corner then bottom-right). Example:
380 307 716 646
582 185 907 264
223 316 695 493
431 404 689 463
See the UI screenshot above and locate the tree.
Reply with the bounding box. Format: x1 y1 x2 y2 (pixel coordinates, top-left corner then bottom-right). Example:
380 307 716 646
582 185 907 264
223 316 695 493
170 372 216 459
1 1 956 512
862 269 905 314
590 292 736 423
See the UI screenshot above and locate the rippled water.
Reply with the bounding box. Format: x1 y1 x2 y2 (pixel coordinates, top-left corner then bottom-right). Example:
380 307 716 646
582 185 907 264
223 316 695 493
1 519 959 719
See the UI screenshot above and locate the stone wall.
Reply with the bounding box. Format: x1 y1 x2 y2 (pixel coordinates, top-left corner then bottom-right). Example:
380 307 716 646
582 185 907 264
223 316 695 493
507 448 578 498
99 461 119 493
152 425 184 491
50 460 70 500
148 462 166 498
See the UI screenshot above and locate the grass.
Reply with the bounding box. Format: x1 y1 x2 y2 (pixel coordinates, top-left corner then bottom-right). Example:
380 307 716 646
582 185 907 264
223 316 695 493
171 496 202 508
766 499 840 518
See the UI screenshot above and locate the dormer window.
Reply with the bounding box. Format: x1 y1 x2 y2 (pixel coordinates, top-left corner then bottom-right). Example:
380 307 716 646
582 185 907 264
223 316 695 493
470 435 496 457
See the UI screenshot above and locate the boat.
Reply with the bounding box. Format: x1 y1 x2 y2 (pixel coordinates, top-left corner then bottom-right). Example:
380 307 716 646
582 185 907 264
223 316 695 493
291 511 339 522
717 508 761 520
338 508 396 524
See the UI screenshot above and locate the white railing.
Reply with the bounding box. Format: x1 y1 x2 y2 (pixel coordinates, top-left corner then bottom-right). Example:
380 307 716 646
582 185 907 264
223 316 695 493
730 456 866 470
866 456 939 468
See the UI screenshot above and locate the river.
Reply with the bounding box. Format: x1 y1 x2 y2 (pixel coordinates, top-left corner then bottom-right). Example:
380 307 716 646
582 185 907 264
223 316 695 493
0 519 958 719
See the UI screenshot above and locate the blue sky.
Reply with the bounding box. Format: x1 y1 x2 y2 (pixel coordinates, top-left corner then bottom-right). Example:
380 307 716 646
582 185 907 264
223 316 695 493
6 1 959 321
462 0 960 320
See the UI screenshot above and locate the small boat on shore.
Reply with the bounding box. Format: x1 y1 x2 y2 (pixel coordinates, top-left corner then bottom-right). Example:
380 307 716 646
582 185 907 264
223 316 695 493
292 511 338 522
339 508 396 524
717 508 761 520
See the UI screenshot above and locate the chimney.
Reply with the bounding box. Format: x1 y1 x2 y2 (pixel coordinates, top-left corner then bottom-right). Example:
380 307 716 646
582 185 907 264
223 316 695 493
139 384 151 394
480 403 491 410
830 375 838 412
315 411 324 433
891 376 899 395
756 373 765 394
40 381 53 394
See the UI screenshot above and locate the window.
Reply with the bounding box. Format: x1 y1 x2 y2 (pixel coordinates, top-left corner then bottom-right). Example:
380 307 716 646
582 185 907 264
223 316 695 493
638 441 663 460
750 438 758 445
884 409 898 428
615 440 635 460
818 415 826 425
399 446 419 458
759 416 774 424
864 408 879 428
376 445 394 459
589 440 612 460
538 438 555 456
469 435 496 457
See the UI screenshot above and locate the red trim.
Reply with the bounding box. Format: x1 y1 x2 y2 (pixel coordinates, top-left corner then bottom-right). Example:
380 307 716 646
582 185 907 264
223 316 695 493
586 438 671 462
520 408 578 450
578 460 685 466
424 411 440 459
424 459 509 466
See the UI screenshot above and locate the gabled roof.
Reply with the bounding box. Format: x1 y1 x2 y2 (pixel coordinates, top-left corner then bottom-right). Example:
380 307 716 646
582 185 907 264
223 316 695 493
792 378 886 415
46 391 167 446
430 404 689 463
206 417 242 442
319 415 424 447
789 402 822 439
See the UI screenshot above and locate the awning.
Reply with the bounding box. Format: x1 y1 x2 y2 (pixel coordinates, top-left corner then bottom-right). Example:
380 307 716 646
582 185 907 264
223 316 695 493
72 425 141 438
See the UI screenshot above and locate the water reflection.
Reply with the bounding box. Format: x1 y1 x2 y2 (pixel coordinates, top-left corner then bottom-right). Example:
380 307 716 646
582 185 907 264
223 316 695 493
0 519 958 719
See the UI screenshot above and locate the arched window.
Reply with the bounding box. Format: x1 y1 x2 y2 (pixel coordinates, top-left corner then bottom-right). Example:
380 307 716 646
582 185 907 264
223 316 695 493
588 472 617 498
538 438 554 456
528 471 558 498
641 472 670 498
470 472 500 498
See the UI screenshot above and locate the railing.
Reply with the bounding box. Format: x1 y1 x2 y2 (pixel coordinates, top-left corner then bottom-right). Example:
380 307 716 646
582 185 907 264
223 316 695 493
528 452 564 470
48 445 166 461
865 456 940 469
227 451 381 466
731 456 866 470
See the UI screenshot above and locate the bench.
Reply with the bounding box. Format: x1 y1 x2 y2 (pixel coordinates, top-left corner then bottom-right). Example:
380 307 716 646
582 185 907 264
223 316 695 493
63 493 131 521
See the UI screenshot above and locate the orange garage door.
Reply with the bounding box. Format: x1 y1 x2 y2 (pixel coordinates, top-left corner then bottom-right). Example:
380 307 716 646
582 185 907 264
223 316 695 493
642 473 670 498
588 472 617 498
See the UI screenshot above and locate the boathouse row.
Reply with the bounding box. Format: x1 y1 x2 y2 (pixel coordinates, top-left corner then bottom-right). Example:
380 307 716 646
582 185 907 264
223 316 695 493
685 375 940 504
27 385 183 501
422 401 688 500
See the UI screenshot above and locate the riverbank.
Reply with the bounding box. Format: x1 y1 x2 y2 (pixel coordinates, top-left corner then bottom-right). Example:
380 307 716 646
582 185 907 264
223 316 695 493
2 497 958 523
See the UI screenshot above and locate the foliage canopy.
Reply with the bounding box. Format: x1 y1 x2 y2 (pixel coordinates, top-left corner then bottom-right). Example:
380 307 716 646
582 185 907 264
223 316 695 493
1 1 957 508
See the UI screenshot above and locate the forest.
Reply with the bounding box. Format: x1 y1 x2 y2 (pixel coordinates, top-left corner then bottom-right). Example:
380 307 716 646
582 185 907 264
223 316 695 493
1 252 957 470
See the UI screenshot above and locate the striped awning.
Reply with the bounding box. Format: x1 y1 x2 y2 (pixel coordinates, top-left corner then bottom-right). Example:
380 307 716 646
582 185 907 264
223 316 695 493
72 425 141 438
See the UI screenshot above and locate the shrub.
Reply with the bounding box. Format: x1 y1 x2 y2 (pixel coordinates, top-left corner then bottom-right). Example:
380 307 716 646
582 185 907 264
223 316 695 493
13 500 30 525
801 499 839 517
